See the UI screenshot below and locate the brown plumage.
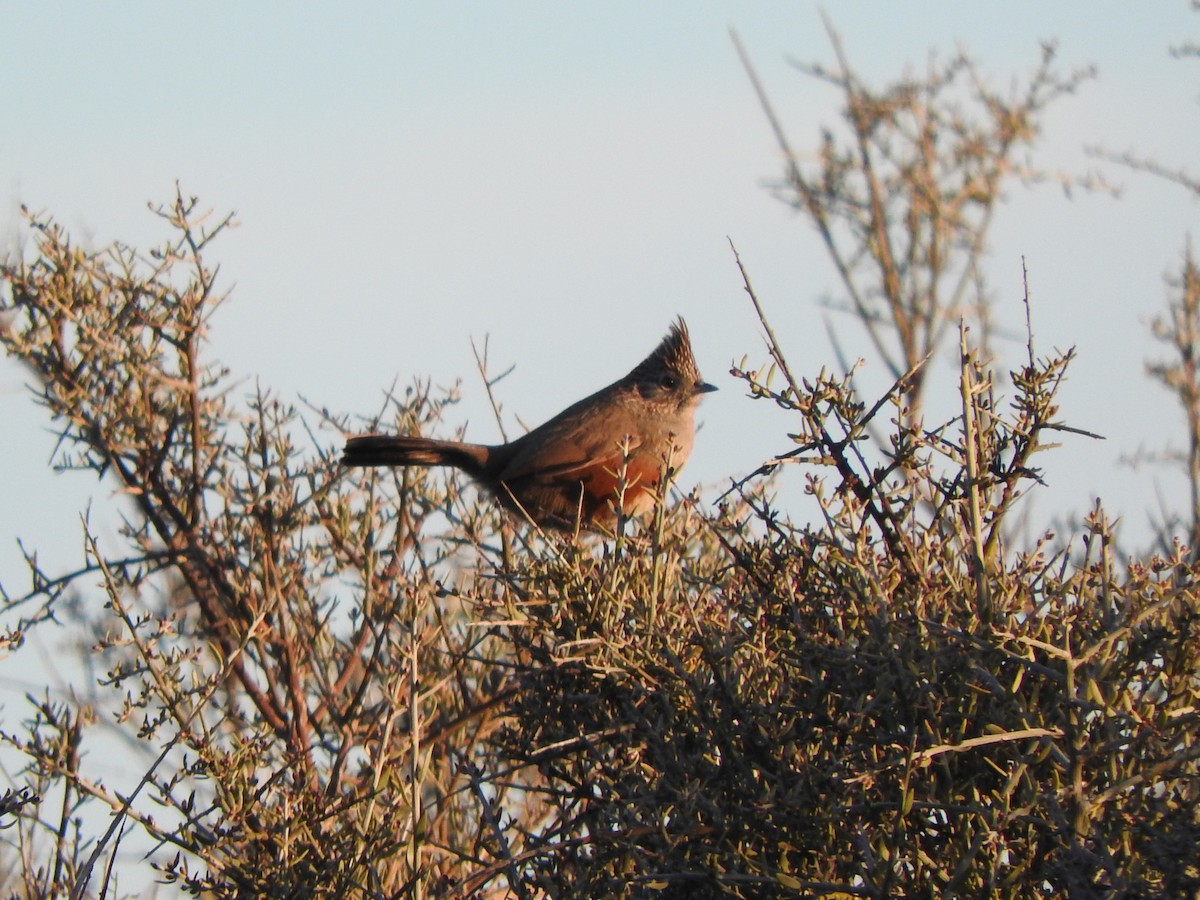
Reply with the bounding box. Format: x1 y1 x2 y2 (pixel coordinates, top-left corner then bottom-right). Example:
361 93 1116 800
342 318 716 529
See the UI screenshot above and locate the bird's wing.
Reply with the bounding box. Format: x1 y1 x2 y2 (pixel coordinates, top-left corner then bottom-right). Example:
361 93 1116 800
499 426 644 487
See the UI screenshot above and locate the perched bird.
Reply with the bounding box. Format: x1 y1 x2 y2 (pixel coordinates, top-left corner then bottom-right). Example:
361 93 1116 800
342 318 715 529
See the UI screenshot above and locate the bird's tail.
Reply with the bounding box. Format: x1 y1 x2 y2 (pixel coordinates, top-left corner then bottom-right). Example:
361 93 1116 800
341 435 491 479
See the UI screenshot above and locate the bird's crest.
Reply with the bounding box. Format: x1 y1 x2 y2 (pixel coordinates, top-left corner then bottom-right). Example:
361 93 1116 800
630 317 702 384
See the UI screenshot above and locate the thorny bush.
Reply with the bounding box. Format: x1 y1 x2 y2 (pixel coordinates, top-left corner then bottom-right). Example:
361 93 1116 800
1 196 1198 898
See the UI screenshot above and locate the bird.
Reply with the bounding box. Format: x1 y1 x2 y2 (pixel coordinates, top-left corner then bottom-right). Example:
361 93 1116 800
342 317 716 530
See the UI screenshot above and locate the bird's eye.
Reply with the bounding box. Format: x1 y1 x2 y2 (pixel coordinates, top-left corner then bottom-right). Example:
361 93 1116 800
659 373 679 390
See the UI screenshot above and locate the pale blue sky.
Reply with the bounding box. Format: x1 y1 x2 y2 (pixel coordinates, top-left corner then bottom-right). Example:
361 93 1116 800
2 3 1198 595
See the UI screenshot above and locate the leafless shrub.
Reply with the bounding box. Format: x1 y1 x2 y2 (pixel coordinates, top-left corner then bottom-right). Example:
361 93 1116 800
0 193 532 897
736 21 1103 424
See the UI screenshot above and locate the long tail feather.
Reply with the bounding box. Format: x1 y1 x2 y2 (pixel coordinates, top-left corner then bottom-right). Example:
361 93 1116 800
341 435 490 478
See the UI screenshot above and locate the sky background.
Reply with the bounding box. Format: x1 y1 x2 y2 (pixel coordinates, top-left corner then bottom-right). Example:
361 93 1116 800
0 5 1198 882
3 3 1199 599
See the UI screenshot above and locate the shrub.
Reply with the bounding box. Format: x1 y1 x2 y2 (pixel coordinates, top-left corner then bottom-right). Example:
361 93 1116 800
2 195 1198 898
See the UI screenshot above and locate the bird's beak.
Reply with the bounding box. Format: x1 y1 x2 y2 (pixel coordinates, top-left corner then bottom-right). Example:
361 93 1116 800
694 381 718 395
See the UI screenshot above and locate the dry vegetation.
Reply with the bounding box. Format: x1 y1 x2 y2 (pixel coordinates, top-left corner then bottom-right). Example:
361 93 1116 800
2 24 1199 900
